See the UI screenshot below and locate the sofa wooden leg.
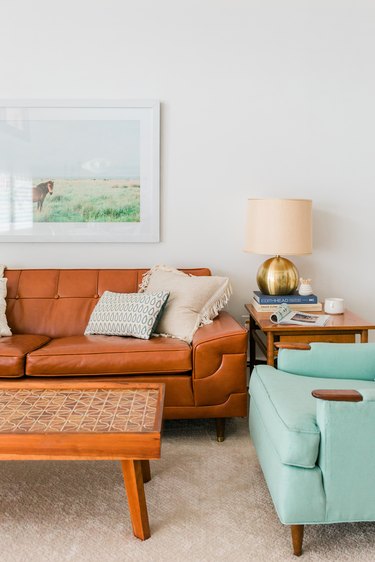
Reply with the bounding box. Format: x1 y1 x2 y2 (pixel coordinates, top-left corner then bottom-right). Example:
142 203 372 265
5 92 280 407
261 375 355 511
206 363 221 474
291 525 304 556
215 418 226 442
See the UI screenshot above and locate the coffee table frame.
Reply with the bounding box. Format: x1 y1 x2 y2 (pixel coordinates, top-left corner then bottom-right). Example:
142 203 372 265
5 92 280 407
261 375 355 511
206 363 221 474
0 380 165 541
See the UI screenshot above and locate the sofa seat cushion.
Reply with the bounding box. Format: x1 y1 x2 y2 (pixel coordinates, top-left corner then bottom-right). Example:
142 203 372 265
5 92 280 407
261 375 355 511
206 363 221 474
26 335 192 376
0 335 51 378
249 364 375 469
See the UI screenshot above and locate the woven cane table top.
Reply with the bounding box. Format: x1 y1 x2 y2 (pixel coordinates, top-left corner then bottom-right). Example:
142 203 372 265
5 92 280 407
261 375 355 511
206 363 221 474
0 388 159 434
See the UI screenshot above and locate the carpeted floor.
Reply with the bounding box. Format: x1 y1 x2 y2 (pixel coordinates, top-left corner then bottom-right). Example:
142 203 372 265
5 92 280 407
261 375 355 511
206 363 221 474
0 417 374 562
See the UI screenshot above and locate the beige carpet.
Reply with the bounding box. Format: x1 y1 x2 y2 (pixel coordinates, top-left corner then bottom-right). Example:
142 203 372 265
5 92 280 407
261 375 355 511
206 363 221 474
0 417 374 562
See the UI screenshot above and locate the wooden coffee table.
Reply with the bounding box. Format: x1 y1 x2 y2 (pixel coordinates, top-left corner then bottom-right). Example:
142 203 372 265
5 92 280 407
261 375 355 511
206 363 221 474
0 380 165 541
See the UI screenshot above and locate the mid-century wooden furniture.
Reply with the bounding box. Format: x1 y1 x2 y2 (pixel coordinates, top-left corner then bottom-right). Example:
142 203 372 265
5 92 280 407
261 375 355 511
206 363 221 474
245 304 375 371
0 380 165 541
249 342 375 555
3 268 248 443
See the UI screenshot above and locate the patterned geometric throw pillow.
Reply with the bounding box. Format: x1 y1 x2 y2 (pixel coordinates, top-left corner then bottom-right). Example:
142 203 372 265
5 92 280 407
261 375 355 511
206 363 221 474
84 291 169 340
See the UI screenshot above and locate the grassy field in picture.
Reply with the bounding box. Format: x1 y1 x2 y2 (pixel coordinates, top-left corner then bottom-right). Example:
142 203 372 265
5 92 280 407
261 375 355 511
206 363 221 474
33 178 140 222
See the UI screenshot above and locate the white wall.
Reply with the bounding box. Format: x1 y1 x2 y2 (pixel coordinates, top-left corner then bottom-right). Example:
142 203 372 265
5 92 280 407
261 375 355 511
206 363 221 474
1 0 375 329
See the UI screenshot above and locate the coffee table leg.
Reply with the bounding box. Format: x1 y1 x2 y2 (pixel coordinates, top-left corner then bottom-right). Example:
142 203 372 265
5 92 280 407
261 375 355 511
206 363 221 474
141 460 151 483
121 460 151 540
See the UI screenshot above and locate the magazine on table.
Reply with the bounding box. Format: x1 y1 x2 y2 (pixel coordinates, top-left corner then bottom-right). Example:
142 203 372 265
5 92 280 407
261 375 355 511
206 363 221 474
270 303 329 327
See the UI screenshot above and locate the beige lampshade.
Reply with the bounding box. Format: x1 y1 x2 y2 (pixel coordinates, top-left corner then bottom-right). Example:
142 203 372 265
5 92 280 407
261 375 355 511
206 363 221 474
244 198 312 256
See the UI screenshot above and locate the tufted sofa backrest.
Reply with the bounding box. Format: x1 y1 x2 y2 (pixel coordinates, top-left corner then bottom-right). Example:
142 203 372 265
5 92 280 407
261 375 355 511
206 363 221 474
5 268 211 338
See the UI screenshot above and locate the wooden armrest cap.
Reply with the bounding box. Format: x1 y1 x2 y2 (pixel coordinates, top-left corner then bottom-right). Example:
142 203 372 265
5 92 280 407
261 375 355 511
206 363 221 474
312 389 363 402
274 343 311 351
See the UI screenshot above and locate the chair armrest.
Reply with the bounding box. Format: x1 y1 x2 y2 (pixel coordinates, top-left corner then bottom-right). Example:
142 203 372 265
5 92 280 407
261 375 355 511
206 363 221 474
313 390 375 518
312 389 363 402
275 342 311 351
191 312 247 407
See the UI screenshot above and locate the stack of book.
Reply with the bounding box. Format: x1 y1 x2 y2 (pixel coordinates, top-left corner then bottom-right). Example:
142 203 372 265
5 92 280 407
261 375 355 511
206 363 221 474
251 291 322 312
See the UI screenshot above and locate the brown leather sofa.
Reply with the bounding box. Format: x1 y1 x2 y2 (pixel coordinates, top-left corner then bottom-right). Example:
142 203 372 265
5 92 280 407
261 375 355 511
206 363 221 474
1 268 248 440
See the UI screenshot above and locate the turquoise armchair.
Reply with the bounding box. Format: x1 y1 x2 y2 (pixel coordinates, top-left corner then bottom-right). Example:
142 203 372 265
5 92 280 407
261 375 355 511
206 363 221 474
249 342 375 556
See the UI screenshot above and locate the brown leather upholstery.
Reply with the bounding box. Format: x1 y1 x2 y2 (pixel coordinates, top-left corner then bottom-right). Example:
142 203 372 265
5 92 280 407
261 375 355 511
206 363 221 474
26 335 191 377
5 268 211 338
192 312 248 406
3 268 248 421
0 335 51 378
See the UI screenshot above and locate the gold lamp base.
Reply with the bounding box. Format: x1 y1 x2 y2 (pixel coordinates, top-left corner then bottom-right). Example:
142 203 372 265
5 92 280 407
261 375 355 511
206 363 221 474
257 256 299 295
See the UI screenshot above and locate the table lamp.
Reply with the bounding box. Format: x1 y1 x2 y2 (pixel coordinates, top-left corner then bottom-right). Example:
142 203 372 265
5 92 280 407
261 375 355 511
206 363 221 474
244 198 312 295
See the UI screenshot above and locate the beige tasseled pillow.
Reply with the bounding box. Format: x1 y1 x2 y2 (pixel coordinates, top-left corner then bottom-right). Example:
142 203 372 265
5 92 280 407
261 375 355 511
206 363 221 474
139 265 232 343
0 266 11 337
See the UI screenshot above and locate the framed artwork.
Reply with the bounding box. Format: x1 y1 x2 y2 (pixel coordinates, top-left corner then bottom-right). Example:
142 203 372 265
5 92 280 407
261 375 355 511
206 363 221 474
0 100 160 242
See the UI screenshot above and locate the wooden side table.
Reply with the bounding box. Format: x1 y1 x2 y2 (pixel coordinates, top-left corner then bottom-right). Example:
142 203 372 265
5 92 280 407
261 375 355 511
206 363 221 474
245 304 375 371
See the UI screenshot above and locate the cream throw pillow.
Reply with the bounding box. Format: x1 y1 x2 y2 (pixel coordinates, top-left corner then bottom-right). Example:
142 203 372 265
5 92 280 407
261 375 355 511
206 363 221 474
139 265 232 343
0 275 12 337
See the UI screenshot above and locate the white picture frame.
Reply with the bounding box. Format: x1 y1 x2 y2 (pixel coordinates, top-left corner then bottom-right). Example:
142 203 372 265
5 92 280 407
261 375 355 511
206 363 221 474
0 99 160 242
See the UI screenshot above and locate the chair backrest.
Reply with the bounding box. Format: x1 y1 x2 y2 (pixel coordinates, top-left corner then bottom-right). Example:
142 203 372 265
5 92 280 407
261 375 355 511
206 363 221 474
5 268 211 338
278 342 375 381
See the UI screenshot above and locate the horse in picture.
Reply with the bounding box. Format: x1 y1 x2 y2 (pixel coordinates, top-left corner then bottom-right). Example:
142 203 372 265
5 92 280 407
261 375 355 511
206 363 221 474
32 181 54 211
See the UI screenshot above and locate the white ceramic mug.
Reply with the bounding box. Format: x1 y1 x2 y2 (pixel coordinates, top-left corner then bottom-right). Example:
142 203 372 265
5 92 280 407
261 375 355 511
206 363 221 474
324 298 345 315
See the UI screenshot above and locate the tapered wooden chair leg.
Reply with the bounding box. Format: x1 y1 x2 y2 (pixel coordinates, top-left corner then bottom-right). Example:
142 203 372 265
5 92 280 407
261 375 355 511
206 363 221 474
291 525 304 556
215 418 226 442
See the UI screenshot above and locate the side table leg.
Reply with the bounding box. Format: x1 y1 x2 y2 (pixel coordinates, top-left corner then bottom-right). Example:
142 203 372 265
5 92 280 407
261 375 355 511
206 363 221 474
267 332 275 366
141 460 151 483
361 330 368 343
249 315 256 373
121 459 151 540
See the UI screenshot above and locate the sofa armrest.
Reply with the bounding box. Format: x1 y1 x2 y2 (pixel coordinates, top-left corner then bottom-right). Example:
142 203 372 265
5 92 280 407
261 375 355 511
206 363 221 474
191 311 247 407
314 390 375 519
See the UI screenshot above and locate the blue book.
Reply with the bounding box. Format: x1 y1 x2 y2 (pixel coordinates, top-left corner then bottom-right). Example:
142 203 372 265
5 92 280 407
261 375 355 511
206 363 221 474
253 291 318 305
